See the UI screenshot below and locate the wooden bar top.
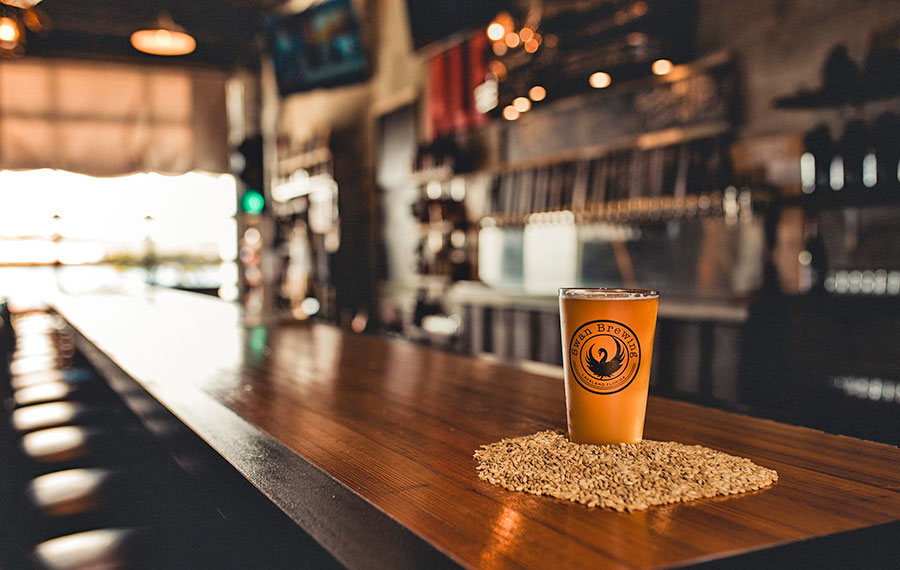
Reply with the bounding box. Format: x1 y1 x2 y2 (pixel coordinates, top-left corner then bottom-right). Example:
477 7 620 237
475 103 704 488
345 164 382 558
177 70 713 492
53 290 900 570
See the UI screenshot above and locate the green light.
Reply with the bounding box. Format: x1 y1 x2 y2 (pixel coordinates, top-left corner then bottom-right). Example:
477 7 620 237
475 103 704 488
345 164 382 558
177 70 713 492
247 325 268 365
241 190 265 214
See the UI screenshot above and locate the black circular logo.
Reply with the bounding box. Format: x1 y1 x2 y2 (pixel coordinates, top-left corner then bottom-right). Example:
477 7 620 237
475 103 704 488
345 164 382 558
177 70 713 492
568 320 641 394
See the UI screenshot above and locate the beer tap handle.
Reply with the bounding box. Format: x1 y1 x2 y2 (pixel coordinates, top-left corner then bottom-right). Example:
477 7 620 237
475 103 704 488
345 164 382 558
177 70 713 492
673 144 689 198
501 172 515 219
649 147 664 198
489 175 502 216
629 149 646 200
572 160 590 212
592 158 609 206
548 164 563 211
533 166 549 212
520 169 535 218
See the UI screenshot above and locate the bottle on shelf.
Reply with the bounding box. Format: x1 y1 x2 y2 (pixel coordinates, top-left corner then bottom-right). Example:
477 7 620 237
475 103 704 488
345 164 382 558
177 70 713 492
838 119 868 191
862 29 900 99
823 44 862 105
871 112 900 189
800 221 828 294
801 124 834 194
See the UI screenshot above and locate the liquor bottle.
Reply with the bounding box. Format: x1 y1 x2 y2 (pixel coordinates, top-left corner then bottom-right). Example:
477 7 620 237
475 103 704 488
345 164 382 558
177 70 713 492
588 158 608 207
710 136 735 193
802 124 834 194
547 164 564 210
800 223 828 293
531 167 549 212
838 119 868 191
571 161 590 211
862 31 900 99
823 44 862 105
518 169 535 217
871 112 900 190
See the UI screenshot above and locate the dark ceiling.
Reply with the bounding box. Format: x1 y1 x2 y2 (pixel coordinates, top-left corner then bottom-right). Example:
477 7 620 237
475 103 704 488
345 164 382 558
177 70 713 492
15 0 287 68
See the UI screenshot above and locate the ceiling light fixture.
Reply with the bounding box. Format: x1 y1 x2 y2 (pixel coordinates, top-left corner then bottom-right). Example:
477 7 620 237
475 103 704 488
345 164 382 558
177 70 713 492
0 16 17 42
0 14 21 54
130 12 195 56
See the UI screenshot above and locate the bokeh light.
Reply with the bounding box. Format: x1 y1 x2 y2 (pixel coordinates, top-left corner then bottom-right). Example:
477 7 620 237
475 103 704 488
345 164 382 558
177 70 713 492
652 59 673 76
486 22 505 41
589 72 611 89
502 106 520 121
528 85 546 101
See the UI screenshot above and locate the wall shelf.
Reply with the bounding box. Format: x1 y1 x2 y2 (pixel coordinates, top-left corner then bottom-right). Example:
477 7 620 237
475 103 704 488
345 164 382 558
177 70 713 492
483 189 772 227
779 185 900 211
774 88 900 110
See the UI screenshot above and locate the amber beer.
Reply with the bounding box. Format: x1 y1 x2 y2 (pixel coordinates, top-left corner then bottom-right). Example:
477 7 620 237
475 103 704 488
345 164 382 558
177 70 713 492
559 288 659 444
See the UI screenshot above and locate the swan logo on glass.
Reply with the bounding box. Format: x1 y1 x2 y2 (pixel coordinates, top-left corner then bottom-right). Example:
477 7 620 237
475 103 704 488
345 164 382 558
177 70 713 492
568 320 641 394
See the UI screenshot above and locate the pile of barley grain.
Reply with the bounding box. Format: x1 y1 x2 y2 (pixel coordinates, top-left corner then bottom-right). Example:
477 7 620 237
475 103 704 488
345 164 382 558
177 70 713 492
474 430 778 511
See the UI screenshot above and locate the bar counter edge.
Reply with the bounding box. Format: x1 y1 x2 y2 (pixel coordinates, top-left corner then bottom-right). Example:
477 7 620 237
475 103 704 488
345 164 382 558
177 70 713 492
65 309 464 570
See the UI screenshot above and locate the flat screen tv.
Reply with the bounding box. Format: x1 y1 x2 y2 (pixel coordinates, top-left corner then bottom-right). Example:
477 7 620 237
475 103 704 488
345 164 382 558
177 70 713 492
268 0 368 95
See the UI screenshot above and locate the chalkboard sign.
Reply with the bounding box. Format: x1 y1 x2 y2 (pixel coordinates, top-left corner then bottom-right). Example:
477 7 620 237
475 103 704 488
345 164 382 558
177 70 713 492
504 55 737 164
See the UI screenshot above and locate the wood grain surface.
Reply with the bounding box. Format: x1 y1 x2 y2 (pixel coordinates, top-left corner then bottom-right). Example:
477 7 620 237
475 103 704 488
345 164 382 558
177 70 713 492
53 290 900 570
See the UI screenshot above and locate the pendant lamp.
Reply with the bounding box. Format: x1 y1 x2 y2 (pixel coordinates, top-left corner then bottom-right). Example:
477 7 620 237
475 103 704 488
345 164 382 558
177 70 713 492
130 12 195 56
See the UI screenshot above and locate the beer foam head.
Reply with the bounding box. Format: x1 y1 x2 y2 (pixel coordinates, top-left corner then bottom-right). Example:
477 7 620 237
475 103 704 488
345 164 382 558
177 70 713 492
559 288 658 300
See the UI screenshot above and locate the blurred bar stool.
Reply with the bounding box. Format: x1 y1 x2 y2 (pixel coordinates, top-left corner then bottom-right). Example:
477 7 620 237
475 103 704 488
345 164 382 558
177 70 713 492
13 330 55 341
13 380 106 408
13 344 62 363
12 329 61 350
11 343 57 360
10 355 68 378
23 468 147 544
1 300 14 361
12 402 113 434
21 424 150 478
11 368 97 392
12 331 66 360
13 329 56 346
30 528 166 570
21 426 108 472
13 313 62 336
29 468 120 519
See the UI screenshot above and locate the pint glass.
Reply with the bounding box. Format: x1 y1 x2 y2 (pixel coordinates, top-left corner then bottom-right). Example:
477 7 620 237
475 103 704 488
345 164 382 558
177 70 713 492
559 288 659 444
